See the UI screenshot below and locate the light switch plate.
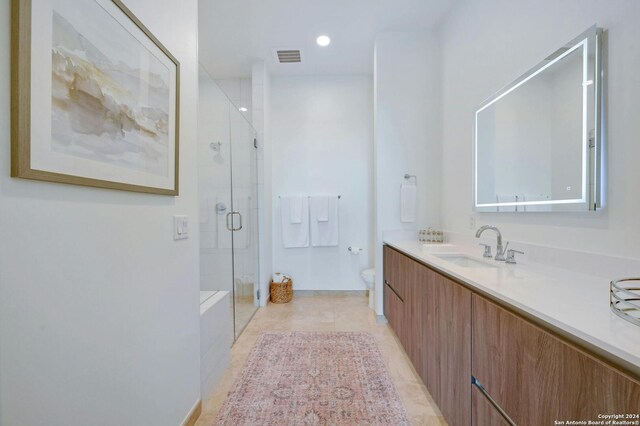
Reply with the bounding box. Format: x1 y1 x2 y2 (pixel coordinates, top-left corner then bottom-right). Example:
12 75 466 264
173 215 189 240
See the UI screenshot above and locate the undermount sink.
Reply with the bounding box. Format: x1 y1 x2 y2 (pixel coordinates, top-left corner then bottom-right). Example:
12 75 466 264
422 243 458 253
433 254 498 269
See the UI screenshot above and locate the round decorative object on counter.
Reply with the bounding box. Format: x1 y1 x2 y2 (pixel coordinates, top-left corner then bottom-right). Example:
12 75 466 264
610 278 640 327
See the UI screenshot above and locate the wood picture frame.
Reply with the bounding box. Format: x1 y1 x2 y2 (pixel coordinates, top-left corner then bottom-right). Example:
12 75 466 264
11 0 180 195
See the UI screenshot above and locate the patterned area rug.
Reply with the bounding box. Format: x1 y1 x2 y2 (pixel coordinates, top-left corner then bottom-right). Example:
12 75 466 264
214 332 410 425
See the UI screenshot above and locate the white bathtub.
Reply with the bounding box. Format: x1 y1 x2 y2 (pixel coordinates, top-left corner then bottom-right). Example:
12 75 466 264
200 291 232 400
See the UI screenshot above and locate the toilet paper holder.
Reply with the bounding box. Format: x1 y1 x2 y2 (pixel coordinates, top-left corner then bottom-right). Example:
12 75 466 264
348 246 362 254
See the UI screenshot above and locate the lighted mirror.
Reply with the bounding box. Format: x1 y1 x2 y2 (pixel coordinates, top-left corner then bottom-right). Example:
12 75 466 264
474 26 604 212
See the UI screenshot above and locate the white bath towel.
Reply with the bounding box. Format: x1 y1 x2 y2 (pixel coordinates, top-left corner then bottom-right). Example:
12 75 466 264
400 184 417 223
310 195 339 247
314 196 330 222
280 196 309 248
289 196 304 224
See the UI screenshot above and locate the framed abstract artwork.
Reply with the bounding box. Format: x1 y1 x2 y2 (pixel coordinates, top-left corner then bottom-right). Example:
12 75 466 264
11 0 180 195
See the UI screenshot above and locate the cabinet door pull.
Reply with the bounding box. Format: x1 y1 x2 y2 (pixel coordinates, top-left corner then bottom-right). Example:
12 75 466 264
384 280 404 303
471 376 517 426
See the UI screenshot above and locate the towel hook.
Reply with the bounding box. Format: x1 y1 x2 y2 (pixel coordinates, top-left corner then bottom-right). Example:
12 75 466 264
404 174 417 185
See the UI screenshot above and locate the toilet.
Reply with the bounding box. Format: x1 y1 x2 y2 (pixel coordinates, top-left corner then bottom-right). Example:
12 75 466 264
360 268 375 309
360 268 375 289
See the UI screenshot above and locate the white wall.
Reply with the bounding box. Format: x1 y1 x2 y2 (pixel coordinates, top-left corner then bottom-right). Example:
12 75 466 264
0 0 201 424
373 31 442 313
440 0 640 259
271 76 373 291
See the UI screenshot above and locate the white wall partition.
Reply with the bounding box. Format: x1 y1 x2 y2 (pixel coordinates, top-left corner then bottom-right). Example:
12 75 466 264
271 76 373 291
373 31 443 314
0 0 201 424
440 0 640 259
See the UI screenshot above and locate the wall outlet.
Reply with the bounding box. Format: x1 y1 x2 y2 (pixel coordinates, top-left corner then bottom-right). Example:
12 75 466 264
173 215 189 240
469 214 476 229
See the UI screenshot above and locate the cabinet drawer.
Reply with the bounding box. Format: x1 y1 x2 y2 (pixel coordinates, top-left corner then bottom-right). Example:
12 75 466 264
472 383 512 426
429 271 471 426
383 280 397 328
383 245 412 301
472 294 640 424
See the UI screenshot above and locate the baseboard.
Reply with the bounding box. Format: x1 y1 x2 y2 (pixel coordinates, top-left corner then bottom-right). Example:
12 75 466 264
181 400 202 426
292 290 368 296
377 315 388 324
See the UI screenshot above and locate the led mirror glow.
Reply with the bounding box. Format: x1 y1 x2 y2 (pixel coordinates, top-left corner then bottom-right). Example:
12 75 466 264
316 35 331 47
474 26 603 213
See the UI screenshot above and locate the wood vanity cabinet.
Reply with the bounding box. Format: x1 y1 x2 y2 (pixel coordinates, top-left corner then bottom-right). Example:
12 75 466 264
383 245 640 426
383 246 414 357
472 385 511 426
472 294 640 425
426 269 471 426
384 246 640 426
383 246 471 426
384 245 426 376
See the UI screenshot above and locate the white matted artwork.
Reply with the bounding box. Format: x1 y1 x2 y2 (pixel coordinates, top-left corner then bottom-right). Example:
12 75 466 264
11 0 180 195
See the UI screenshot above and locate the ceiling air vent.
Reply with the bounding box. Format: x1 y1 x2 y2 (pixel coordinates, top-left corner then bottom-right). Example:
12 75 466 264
275 49 302 63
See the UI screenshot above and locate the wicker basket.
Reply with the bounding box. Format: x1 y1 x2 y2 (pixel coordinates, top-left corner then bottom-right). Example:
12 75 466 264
270 276 293 304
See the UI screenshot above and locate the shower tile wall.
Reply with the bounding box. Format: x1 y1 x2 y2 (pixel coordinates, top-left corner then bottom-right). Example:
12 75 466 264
216 78 253 124
199 69 260 310
229 106 259 300
215 78 258 300
252 60 272 307
199 71 233 292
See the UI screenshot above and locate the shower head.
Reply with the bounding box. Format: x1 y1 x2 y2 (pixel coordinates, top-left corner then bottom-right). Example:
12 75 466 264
210 141 224 164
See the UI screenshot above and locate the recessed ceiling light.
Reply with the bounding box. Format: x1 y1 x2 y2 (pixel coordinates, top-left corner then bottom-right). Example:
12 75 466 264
316 35 331 47
239 107 248 112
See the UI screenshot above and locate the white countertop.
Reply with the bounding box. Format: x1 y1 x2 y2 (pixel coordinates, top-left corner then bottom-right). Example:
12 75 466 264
384 239 640 377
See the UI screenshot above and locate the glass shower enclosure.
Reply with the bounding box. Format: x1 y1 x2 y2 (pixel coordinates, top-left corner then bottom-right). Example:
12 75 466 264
198 65 259 339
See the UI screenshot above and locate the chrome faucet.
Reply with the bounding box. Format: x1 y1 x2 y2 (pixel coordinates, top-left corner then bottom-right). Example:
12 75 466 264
475 225 507 261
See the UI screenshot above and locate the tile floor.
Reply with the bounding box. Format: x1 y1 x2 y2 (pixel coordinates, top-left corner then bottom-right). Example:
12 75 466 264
233 295 258 339
196 291 446 426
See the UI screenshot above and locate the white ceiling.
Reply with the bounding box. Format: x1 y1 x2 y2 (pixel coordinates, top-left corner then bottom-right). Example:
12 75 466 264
198 0 455 78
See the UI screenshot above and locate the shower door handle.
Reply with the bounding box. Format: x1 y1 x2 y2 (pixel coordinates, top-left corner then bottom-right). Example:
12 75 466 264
231 212 243 231
226 212 233 231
